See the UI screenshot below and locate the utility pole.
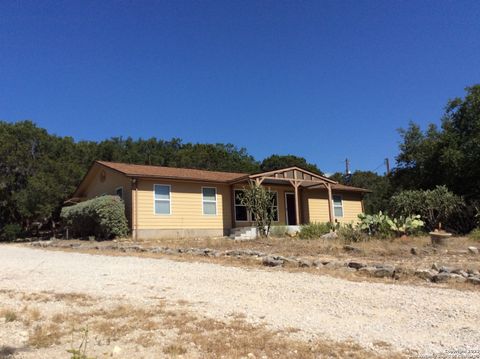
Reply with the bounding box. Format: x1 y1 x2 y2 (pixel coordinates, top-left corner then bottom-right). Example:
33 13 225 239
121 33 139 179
345 158 351 176
385 158 390 175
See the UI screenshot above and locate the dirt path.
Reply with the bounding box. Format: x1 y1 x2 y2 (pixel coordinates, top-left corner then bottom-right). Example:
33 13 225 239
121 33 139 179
1 245 479 356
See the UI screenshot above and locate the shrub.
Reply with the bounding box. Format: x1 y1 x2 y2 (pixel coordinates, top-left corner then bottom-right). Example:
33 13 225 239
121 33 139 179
270 225 288 237
337 224 366 243
299 222 332 239
469 228 480 241
385 215 424 236
0 223 22 242
357 212 393 238
390 186 465 231
61 196 128 240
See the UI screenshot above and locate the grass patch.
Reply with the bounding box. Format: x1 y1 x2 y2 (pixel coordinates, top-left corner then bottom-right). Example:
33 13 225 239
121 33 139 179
1 309 17 323
28 323 62 348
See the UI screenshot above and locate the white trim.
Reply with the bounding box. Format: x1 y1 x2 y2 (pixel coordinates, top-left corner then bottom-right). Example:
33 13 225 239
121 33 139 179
153 184 172 215
332 194 344 218
115 186 124 200
201 186 217 216
284 192 295 225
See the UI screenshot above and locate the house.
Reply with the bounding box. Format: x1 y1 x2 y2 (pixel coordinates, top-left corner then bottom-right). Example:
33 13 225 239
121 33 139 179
70 161 370 239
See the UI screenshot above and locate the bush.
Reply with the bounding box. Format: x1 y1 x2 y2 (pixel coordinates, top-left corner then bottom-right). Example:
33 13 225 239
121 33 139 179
390 186 465 231
0 223 23 242
270 225 288 237
357 212 393 238
469 228 480 241
299 222 332 239
61 196 128 240
337 224 366 243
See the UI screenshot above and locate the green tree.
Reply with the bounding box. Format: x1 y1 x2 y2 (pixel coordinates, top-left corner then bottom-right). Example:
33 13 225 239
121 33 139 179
260 154 322 174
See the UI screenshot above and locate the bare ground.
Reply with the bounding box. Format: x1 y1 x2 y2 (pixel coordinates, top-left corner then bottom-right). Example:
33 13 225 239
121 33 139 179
1 245 480 358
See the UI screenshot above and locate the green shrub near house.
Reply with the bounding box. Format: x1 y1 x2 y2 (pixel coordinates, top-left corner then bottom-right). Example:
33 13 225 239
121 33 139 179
61 196 128 240
299 222 333 239
0 223 23 242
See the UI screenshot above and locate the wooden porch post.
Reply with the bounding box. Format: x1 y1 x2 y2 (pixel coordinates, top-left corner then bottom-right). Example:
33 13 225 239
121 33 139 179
294 183 300 225
326 183 334 225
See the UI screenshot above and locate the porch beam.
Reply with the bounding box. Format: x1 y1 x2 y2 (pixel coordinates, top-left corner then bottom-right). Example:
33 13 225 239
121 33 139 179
289 180 301 225
326 183 334 224
255 176 324 184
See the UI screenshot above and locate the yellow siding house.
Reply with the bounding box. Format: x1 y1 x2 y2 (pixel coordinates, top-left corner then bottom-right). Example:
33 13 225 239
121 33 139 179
71 161 370 239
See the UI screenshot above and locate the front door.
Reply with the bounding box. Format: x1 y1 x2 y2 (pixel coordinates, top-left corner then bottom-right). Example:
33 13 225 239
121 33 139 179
285 192 297 225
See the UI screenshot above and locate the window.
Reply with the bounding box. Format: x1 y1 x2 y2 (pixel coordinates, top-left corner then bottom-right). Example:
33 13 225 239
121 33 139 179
234 190 248 221
234 189 278 222
268 192 279 222
115 187 123 200
202 187 217 215
154 184 171 215
333 195 343 217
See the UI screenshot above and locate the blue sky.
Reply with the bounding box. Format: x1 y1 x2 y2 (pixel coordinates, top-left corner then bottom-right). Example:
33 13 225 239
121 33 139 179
1 1 479 174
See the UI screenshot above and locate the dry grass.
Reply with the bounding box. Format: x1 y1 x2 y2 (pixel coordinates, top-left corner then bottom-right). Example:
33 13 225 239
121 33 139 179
1 289 408 358
1 308 17 323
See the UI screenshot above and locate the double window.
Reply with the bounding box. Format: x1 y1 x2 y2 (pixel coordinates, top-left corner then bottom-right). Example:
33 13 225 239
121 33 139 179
333 195 343 217
154 184 171 215
234 189 278 222
202 187 217 215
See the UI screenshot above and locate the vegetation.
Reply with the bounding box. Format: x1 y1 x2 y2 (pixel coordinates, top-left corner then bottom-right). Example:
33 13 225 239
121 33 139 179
238 183 277 237
61 196 128 239
299 223 332 239
260 154 323 174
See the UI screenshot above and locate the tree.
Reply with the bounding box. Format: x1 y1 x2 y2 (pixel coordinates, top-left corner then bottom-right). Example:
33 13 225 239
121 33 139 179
238 182 277 238
260 155 322 174
330 171 392 214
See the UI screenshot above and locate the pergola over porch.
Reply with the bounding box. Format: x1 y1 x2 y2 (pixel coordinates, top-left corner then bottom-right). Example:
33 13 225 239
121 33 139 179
234 167 338 225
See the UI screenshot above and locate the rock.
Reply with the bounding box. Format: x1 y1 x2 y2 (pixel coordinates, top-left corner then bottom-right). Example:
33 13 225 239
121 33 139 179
468 246 479 255
298 259 312 268
358 267 376 276
415 269 436 281
467 277 480 285
343 245 361 253
432 273 467 283
373 265 395 278
438 266 451 273
347 261 366 270
313 259 324 268
410 247 418 255
324 261 345 269
431 263 439 271
262 256 283 267
321 232 338 240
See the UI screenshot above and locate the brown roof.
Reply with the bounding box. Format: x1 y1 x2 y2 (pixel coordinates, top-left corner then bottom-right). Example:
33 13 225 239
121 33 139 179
331 183 371 193
97 161 248 183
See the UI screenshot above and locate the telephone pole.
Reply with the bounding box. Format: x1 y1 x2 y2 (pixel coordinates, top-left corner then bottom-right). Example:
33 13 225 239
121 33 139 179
345 158 351 176
385 158 390 175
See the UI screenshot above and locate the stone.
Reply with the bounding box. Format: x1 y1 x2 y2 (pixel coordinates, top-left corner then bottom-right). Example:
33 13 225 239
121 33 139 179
343 245 361 253
358 267 376 276
373 265 395 278
325 261 345 269
262 256 283 267
312 259 324 268
431 263 440 271
410 247 418 255
321 232 338 240
298 259 312 268
467 277 480 285
414 269 436 281
432 273 466 283
468 246 479 255
438 266 452 273
347 261 366 270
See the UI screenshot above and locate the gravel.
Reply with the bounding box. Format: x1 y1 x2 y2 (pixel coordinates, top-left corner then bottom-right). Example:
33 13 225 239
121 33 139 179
1 245 480 355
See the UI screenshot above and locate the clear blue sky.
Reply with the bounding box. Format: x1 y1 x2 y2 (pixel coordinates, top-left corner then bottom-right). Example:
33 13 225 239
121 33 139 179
1 1 479 174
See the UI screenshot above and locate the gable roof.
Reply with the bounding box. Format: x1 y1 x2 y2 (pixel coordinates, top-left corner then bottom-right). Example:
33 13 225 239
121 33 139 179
96 161 247 183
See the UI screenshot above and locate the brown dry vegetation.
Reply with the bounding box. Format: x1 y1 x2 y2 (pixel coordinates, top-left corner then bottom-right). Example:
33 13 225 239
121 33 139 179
0 288 408 358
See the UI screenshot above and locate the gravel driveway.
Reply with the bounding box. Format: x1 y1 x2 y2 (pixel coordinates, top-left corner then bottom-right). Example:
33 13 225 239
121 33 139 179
1 245 479 356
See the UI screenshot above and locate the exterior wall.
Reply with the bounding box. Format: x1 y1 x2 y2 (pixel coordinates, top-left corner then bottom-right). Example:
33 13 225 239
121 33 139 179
232 183 299 227
78 165 133 225
303 189 364 224
135 179 232 237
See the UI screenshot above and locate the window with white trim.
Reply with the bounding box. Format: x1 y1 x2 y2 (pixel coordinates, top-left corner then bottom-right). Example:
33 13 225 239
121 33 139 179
333 195 343 217
115 187 123 200
234 190 248 221
234 189 278 222
154 184 171 215
202 187 217 215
